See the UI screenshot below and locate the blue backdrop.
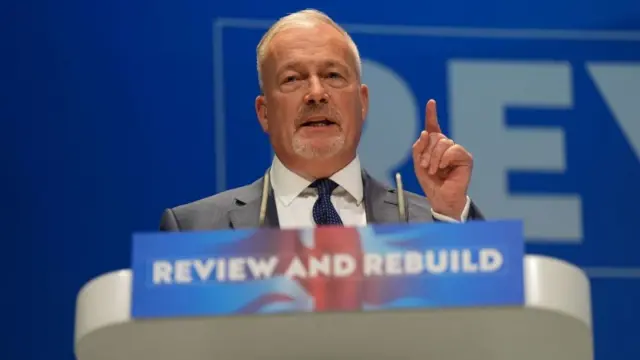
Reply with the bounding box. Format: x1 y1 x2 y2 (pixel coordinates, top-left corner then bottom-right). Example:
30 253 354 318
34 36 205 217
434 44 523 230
4 0 639 359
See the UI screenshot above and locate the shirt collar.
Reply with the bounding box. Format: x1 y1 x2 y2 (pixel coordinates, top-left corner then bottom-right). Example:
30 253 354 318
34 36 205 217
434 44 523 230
269 155 364 206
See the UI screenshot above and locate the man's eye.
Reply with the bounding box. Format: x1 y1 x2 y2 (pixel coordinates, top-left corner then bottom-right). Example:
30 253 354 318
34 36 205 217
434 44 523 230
328 72 341 78
284 76 297 83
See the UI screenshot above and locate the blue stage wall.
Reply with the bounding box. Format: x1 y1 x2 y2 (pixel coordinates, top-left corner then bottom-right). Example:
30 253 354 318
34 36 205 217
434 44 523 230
4 0 639 359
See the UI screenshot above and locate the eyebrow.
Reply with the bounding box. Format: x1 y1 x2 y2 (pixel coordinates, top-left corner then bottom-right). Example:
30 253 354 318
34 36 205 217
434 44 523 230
277 59 350 74
277 61 303 73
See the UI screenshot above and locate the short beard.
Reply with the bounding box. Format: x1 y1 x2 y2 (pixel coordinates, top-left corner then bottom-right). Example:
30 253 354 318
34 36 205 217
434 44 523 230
292 102 345 159
292 134 346 159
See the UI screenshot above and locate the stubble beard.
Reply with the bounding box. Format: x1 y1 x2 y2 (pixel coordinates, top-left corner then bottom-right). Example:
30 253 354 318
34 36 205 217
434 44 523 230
292 133 346 159
292 102 346 159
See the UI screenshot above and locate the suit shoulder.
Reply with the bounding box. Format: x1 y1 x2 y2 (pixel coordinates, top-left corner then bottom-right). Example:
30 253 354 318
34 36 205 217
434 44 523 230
170 181 259 215
161 179 262 230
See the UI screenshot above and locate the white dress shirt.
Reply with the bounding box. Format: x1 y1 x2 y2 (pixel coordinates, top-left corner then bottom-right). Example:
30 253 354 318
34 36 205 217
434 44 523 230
269 155 470 229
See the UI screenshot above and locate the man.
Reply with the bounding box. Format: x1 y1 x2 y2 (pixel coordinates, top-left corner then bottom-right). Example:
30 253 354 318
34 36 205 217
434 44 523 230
159 9 483 231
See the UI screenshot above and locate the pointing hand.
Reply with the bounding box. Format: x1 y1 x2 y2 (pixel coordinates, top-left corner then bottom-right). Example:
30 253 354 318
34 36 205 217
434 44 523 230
411 99 473 220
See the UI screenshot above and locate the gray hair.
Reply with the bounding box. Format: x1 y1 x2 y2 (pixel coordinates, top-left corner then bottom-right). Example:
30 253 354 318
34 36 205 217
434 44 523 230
255 9 362 90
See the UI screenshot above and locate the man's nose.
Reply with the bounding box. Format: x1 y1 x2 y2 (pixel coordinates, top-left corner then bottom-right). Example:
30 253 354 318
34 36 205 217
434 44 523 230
304 77 328 104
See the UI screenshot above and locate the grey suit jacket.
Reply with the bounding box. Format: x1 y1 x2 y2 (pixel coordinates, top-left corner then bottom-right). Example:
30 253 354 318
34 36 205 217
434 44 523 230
159 170 484 231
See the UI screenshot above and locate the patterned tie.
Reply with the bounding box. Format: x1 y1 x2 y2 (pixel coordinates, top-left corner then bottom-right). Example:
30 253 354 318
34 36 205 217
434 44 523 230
310 178 343 225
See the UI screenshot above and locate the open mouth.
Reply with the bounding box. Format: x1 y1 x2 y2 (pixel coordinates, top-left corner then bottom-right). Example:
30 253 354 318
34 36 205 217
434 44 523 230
301 118 337 127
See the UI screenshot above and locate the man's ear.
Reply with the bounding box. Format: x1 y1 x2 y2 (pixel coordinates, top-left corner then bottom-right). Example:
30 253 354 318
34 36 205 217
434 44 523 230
255 94 268 132
360 84 369 121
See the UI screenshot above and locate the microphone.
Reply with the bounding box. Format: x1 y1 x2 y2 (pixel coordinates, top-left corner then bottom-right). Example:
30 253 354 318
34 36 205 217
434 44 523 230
258 168 270 227
395 172 408 223
257 168 410 226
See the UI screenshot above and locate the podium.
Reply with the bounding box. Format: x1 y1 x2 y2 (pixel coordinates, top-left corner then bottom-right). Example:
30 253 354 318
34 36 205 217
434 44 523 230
74 221 594 360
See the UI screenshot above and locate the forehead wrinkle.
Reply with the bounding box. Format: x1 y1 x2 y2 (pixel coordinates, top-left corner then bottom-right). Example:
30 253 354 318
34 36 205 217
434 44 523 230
264 25 357 75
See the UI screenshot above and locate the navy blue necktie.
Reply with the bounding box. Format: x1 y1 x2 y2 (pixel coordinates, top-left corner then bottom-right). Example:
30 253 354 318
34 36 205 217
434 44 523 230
310 178 343 225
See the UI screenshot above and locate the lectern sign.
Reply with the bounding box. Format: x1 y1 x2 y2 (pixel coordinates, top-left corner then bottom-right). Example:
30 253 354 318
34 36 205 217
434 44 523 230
131 220 524 318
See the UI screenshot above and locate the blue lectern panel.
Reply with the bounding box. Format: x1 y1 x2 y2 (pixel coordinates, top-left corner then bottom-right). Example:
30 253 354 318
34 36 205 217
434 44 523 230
131 220 524 318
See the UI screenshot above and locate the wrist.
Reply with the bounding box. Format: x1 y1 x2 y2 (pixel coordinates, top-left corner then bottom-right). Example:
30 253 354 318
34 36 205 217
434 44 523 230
432 197 467 220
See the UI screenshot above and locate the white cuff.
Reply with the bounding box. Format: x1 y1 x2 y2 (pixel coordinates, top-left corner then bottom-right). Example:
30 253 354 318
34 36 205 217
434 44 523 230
431 196 471 223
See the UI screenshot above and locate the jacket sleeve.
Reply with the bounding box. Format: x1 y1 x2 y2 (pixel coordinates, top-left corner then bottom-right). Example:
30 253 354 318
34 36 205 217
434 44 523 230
159 208 181 231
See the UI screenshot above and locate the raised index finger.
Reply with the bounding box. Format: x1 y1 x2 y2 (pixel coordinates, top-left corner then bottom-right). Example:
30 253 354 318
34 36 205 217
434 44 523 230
425 99 442 133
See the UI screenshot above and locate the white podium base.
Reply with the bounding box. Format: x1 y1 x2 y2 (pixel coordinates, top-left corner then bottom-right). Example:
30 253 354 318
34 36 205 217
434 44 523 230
75 255 593 360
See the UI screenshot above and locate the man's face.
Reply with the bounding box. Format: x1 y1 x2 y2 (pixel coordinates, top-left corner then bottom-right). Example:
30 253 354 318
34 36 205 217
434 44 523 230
255 23 369 177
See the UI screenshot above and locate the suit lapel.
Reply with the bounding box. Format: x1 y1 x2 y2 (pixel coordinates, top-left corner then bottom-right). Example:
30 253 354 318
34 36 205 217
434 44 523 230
228 177 280 229
363 171 406 225
264 188 280 227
